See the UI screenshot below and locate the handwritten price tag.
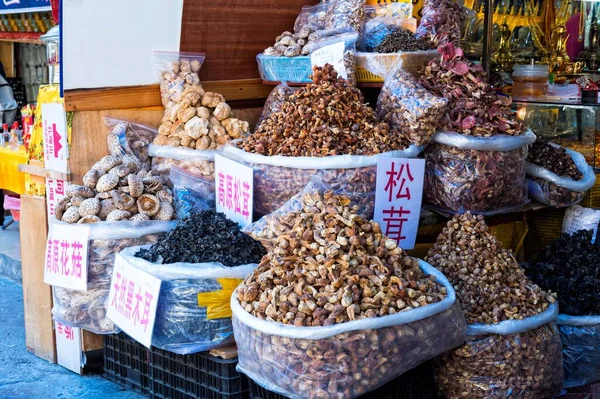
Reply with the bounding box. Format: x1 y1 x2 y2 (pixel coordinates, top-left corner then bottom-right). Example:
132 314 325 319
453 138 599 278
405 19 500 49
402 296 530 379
373 158 425 250
215 154 254 228
44 223 90 290
107 255 161 348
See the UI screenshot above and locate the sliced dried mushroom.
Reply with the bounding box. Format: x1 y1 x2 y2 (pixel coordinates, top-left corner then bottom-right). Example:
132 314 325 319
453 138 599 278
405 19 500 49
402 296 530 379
137 194 160 217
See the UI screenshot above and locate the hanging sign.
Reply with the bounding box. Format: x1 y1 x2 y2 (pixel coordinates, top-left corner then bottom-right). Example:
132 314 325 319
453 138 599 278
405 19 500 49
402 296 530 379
44 223 90 291
42 102 69 173
214 154 253 228
373 158 425 250
107 256 162 348
310 41 347 79
0 0 51 14
46 178 66 223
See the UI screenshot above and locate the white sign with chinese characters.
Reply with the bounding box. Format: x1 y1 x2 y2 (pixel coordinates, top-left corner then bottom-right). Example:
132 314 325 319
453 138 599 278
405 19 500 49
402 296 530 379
373 158 425 250
42 103 69 174
55 321 83 374
107 255 162 348
214 154 254 228
46 178 67 223
44 223 90 291
310 41 347 80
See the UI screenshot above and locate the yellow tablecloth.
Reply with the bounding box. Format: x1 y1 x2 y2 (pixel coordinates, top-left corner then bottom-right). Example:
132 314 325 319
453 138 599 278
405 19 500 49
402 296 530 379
0 145 27 195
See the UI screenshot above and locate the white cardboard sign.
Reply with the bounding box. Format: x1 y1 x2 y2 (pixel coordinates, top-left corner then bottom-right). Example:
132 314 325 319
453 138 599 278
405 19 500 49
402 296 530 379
107 255 162 348
42 103 69 174
214 154 254 228
46 178 67 223
373 158 425 250
310 41 347 79
44 223 90 291
55 321 83 374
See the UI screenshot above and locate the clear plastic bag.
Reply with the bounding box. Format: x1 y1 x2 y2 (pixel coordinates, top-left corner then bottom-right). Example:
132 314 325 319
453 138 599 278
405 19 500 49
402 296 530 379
104 117 157 171
375 63 447 147
222 143 421 217
526 145 596 207
557 314 600 388
116 246 257 354
414 0 467 47
562 205 600 243
51 221 175 334
424 130 536 215
362 16 418 52
170 166 215 219
364 3 413 21
303 31 359 86
435 323 564 399
154 51 205 107
256 83 298 128
294 3 328 34
232 261 466 399
148 143 217 188
325 0 366 41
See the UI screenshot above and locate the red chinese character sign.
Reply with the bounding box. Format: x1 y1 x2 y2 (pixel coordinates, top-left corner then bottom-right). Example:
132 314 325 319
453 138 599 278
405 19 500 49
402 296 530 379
44 224 90 291
107 255 161 348
373 158 425 250
215 154 253 227
42 103 69 174
46 178 66 223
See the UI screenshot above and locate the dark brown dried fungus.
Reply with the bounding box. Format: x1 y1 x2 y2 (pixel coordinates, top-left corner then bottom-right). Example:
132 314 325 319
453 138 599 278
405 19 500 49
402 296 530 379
135 210 266 266
528 138 583 180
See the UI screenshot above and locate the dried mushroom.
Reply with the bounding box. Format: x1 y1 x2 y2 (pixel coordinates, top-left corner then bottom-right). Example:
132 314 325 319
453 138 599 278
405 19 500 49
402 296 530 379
426 212 554 324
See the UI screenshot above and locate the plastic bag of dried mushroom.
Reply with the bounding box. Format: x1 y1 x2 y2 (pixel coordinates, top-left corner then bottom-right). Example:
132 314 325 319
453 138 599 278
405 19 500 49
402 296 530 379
426 212 563 399
255 83 299 128
424 129 536 215
232 180 466 399
51 220 175 334
104 118 157 172
170 166 215 220
302 31 359 86
294 3 328 33
148 143 217 188
229 64 420 216
375 62 447 147
153 51 250 151
325 0 366 42
526 139 596 208
108 210 265 353
556 314 600 388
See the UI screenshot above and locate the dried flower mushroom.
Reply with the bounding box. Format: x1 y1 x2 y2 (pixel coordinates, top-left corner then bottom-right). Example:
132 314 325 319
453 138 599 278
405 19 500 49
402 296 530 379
426 212 554 324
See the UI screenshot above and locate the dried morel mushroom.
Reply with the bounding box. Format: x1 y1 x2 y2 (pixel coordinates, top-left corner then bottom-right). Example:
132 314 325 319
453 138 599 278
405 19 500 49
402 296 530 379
419 43 525 137
238 64 409 157
527 138 583 180
524 230 600 316
238 189 446 326
135 210 266 266
426 212 554 324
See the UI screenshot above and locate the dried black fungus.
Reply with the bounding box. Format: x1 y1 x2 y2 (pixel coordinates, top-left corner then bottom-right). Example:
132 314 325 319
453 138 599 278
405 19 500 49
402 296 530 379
375 28 434 53
528 138 583 180
523 230 600 316
135 210 266 266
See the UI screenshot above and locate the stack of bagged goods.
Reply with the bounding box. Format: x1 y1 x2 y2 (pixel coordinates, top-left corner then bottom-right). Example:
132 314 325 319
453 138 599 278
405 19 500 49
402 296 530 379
112 210 265 353
152 53 250 186
225 64 420 217
232 180 466 399
526 138 595 207
524 230 600 387
54 155 175 223
418 43 535 214
427 212 563 399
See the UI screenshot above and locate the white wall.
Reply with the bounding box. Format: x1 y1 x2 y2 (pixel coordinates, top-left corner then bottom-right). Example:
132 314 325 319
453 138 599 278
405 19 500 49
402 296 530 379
63 0 183 90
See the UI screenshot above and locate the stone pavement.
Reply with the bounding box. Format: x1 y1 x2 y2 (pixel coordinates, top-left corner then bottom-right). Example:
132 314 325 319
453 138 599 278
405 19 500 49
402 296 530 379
0 276 143 399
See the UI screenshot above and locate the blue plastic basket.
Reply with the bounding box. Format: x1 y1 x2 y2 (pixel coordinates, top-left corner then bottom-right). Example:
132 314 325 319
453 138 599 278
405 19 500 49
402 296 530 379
256 54 312 83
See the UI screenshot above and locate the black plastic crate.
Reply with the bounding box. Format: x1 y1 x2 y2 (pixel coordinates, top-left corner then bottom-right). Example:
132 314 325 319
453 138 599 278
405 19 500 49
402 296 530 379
248 361 434 399
103 333 152 396
150 347 249 399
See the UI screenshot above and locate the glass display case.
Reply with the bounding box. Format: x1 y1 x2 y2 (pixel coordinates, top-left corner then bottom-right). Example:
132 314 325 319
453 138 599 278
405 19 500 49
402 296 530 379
513 98 600 169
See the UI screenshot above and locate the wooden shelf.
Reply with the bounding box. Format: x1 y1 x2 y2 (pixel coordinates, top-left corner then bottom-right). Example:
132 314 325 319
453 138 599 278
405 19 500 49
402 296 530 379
65 79 273 112
18 164 70 181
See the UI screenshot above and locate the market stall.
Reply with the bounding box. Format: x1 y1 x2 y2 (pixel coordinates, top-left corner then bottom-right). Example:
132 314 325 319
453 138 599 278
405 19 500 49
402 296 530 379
13 0 600 397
